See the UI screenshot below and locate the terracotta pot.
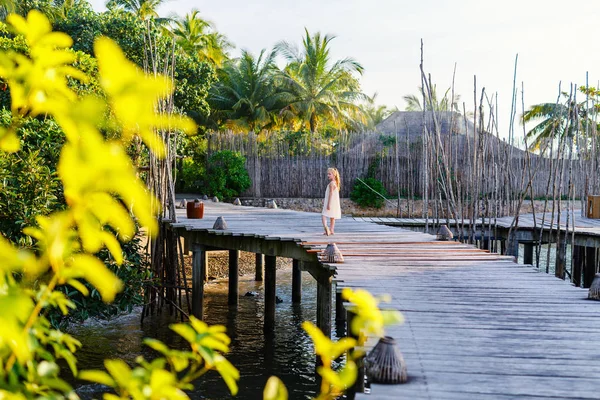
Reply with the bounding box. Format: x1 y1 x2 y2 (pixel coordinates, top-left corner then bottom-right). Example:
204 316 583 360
186 200 204 219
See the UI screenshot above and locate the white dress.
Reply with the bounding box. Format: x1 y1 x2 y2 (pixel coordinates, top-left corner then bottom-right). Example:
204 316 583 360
322 183 341 219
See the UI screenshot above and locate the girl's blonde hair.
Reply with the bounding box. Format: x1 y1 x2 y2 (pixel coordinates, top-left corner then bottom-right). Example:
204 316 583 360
328 167 341 191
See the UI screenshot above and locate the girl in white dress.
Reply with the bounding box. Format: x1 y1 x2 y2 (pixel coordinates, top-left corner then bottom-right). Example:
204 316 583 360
322 167 341 235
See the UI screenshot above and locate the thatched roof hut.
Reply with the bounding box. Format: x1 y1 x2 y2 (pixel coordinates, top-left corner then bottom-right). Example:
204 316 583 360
376 111 475 138
370 111 528 158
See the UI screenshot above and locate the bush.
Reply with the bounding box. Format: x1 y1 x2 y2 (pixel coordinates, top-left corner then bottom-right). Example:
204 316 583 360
207 150 251 199
350 177 388 208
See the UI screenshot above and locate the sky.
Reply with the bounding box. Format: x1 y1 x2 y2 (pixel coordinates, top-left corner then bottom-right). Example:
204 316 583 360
88 0 599 140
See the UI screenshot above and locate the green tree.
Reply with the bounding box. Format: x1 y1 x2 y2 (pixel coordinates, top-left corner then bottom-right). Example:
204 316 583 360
521 93 597 149
362 93 398 129
209 49 285 132
105 0 167 21
403 85 461 112
171 9 231 68
206 150 251 199
52 7 215 123
275 29 367 134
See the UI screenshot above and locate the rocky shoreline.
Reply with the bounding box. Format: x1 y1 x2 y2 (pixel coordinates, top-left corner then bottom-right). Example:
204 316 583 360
183 250 292 281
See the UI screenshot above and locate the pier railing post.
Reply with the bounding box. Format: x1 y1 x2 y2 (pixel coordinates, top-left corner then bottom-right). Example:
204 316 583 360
316 273 332 338
191 244 207 319
292 259 302 304
229 250 239 307
264 255 277 331
255 253 264 281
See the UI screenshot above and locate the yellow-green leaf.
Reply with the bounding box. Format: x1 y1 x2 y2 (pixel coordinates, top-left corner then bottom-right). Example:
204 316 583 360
263 376 288 400
69 254 123 302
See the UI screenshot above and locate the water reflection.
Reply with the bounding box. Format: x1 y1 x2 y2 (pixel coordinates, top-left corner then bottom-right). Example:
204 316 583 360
71 266 337 399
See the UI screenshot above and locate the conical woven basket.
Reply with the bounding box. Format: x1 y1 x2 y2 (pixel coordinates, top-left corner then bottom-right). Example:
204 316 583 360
365 336 407 384
213 216 228 230
589 273 600 300
437 224 453 241
320 243 344 263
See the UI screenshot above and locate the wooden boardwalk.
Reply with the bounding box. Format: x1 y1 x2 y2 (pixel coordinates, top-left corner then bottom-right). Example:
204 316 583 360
355 210 600 236
172 202 600 400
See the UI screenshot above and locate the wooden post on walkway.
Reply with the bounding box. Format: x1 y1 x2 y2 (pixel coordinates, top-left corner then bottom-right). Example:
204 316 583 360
229 250 239 306
317 273 332 338
347 310 365 396
255 253 264 281
191 244 207 319
292 259 302 304
335 286 346 324
507 236 519 260
264 255 277 331
584 247 598 288
523 242 534 265
572 245 584 287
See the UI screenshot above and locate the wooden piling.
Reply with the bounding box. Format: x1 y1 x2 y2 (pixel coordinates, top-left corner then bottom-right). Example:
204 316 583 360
292 259 302 304
572 245 584 287
335 287 346 324
255 253 264 281
264 255 277 331
316 273 332 338
347 310 365 396
523 242 534 265
507 236 519 260
584 247 598 288
228 250 239 306
191 244 207 319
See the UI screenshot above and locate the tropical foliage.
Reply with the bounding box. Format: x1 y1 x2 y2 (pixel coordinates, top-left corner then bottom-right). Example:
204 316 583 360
522 89 600 149
171 9 231 67
0 9 403 400
276 29 367 133
206 150 251 199
403 85 461 113
209 49 284 132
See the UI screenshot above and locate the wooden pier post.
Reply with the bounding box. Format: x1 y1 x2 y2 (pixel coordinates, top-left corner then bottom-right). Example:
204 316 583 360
264 255 277 331
255 253 264 281
507 236 519 260
347 310 365 396
228 250 239 307
523 242 534 265
316 273 332 338
572 245 584 287
292 259 302 304
335 286 346 324
584 247 598 288
191 244 208 319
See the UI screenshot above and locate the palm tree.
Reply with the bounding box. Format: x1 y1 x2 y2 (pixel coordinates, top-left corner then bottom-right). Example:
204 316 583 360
522 96 596 149
171 9 231 67
362 93 398 128
209 49 285 132
403 85 461 112
275 29 367 134
105 0 166 20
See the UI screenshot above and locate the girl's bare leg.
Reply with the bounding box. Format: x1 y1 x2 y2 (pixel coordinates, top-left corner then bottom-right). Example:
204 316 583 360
330 218 336 234
321 215 331 235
